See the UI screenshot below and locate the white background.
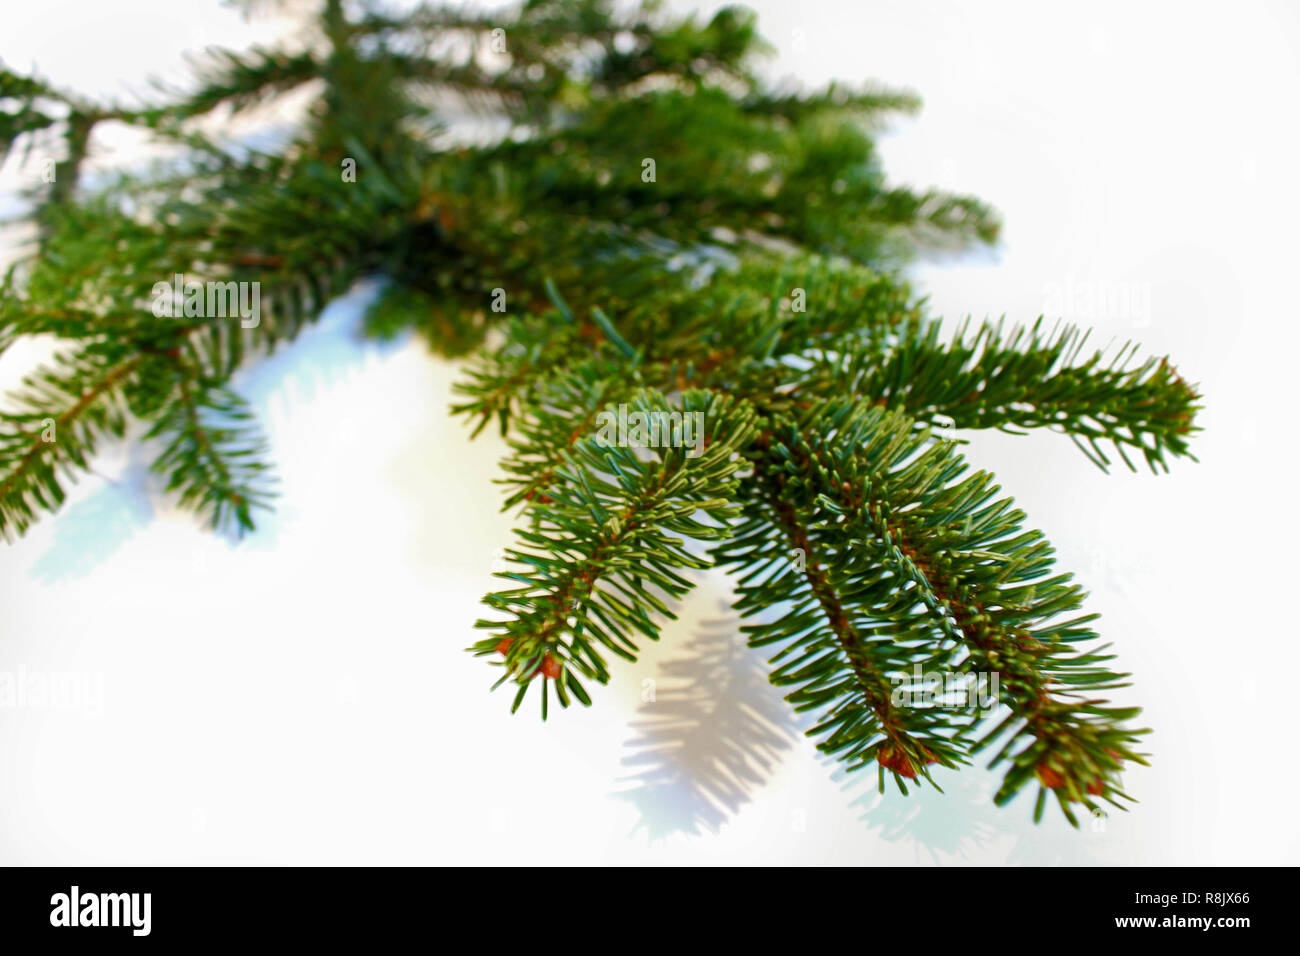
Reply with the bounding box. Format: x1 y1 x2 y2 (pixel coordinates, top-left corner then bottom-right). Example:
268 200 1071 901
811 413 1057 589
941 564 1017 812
0 0 1296 864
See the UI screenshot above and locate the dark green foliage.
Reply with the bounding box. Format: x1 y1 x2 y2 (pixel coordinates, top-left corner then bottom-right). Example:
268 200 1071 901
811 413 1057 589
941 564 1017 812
831 317 1200 471
472 388 756 718
0 0 1200 822
0 344 133 539
146 378 276 534
721 402 1146 824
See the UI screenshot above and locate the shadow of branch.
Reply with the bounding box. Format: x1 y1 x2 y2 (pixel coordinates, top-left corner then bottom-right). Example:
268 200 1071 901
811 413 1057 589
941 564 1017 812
613 610 800 840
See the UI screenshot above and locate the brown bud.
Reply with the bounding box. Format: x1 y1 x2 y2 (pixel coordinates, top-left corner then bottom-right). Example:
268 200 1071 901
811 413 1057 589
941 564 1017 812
1036 765 1066 789
877 745 917 779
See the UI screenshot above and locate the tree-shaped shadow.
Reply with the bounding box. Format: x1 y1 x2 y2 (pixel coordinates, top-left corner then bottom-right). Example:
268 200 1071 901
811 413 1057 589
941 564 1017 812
613 610 801 840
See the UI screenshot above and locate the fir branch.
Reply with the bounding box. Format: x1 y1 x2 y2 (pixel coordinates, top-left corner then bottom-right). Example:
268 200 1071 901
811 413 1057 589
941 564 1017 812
472 389 756 717
717 425 973 787
834 316 1202 472
145 363 275 535
768 401 1147 823
0 347 139 541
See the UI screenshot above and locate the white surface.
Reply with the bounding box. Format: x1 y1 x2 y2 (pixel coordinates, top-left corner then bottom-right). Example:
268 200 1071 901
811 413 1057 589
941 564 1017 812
0 0 1296 864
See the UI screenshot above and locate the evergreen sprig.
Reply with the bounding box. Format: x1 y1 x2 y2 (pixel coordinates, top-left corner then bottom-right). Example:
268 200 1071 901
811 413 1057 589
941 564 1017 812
720 402 1145 822
146 374 276 535
825 316 1201 472
471 388 757 718
0 0 1201 823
